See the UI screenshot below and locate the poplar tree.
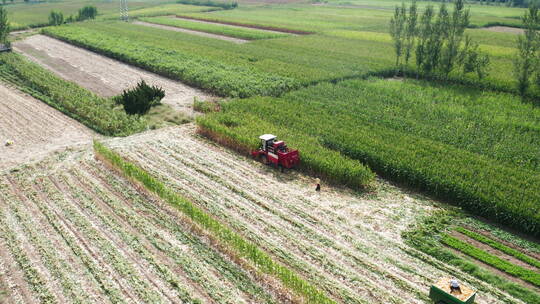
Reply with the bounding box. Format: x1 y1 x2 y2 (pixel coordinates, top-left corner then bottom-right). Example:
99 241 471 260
0 7 9 47
440 0 470 78
403 0 418 71
389 3 407 75
514 6 539 97
415 5 434 78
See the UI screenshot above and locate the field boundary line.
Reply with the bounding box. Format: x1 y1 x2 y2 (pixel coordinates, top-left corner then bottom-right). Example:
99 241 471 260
93 140 336 304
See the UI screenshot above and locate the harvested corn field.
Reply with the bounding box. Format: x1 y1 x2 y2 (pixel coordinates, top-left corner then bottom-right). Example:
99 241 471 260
0 150 280 303
13 35 212 114
104 124 524 304
0 83 93 172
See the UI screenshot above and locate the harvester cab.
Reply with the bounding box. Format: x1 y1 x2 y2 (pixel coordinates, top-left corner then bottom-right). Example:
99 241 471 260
252 134 299 170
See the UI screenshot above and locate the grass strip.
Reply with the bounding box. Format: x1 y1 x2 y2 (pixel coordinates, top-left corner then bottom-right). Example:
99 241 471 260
456 227 540 270
140 17 288 40
442 234 540 287
0 52 146 136
93 140 336 304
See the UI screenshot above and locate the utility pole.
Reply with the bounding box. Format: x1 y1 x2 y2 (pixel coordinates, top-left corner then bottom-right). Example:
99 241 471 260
120 0 129 22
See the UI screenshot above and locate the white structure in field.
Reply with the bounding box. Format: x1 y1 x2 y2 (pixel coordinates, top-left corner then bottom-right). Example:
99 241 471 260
120 0 129 21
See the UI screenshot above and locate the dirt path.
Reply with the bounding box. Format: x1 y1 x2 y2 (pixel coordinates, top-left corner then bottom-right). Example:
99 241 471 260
0 83 94 172
481 26 524 34
13 35 213 114
106 124 521 304
133 21 249 44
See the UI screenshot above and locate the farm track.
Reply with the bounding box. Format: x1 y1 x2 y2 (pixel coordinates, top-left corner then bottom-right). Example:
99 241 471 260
171 16 295 35
133 21 249 44
107 124 522 304
0 151 277 303
13 35 213 114
0 83 94 172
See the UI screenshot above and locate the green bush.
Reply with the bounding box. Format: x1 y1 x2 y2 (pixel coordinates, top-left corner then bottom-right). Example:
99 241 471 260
48 11 64 26
77 6 97 21
114 80 165 115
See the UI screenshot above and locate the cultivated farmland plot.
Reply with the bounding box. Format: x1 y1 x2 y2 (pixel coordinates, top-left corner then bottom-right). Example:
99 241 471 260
105 124 524 304
0 83 93 172
0 149 278 303
13 35 213 115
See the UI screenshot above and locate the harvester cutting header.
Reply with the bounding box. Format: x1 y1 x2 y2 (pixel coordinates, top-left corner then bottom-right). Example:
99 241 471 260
252 134 299 170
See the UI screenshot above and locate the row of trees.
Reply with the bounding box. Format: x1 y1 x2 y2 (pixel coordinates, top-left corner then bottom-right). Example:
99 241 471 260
390 0 490 80
49 5 97 26
514 6 540 96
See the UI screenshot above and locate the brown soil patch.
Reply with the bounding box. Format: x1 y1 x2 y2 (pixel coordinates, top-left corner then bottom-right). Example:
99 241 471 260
0 83 94 172
176 15 313 35
13 35 213 115
133 20 249 44
482 26 524 35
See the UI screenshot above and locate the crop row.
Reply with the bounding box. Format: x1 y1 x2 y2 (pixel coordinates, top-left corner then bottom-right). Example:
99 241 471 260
94 140 336 303
442 234 540 287
456 227 540 269
0 53 145 136
197 78 540 237
403 211 540 304
140 16 289 40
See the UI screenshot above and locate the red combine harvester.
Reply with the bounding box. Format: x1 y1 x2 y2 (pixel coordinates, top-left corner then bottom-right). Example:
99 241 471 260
251 134 299 170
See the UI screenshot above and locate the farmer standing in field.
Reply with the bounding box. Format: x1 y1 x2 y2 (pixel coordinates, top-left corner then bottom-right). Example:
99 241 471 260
450 278 461 294
315 178 321 192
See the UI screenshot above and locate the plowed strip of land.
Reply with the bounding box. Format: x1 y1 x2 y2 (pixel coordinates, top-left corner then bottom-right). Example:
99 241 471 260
13 35 213 114
481 26 524 34
133 21 249 44
0 83 93 172
0 151 277 303
106 124 521 304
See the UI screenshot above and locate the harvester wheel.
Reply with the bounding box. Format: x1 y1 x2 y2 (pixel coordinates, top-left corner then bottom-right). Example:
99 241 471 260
279 164 284 172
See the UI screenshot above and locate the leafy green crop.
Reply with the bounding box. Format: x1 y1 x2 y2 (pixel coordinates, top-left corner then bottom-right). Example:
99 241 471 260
456 227 540 269
442 234 540 287
0 52 146 136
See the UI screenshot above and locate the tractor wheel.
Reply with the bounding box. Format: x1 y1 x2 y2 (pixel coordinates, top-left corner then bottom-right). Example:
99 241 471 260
260 154 269 165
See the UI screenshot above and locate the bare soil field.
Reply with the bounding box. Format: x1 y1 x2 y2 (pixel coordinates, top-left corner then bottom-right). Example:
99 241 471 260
13 35 213 115
133 20 249 44
482 26 524 34
0 149 278 303
0 83 94 172
105 124 523 304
